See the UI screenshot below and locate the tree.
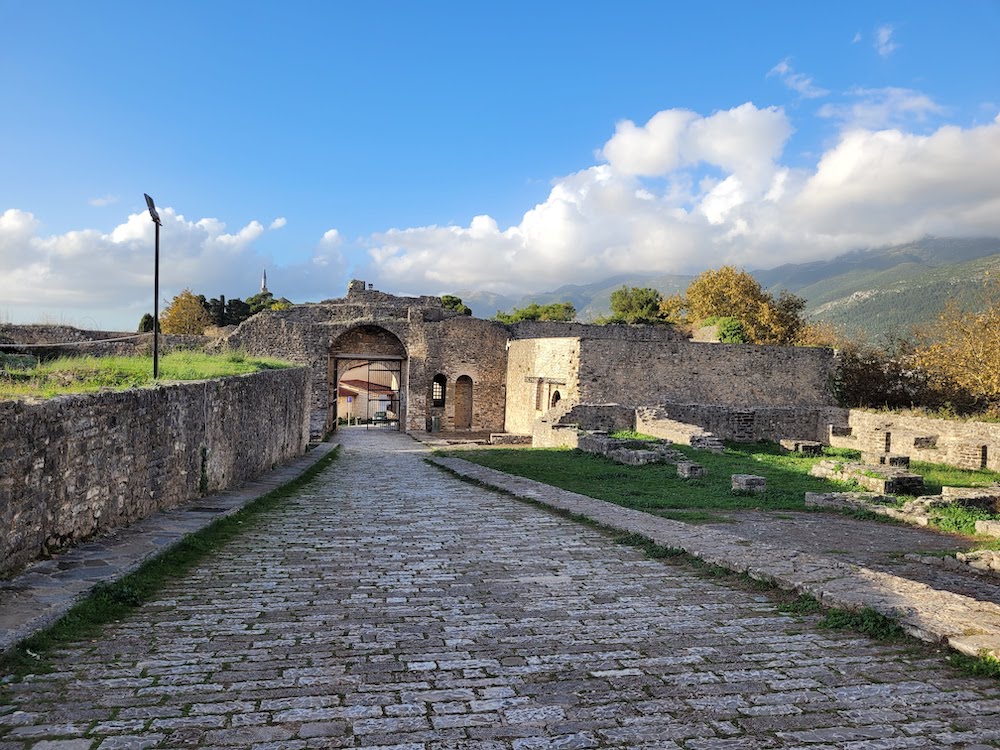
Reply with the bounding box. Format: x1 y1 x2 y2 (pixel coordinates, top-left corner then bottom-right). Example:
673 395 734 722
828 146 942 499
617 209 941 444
441 295 472 316
224 298 252 326
605 286 663 324
159 289 213 334
137 313 156 333
246 291 275 315
495 301 576 324
206 296 226 326
912 278 1000 405
683 266 806 345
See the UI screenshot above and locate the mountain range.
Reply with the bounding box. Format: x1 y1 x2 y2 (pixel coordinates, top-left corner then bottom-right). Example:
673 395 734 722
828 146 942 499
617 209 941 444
458 236 1000 343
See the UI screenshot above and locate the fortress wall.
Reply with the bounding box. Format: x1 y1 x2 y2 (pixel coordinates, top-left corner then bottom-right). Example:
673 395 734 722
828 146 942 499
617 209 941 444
577 339 838 408
0 368 310 578
505 338 581 435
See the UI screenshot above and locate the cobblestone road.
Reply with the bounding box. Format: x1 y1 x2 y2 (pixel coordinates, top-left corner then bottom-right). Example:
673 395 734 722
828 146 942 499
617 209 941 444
3 429 1000 749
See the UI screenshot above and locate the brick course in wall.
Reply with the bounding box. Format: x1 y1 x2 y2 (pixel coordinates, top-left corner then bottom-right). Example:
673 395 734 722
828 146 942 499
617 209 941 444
0 368 310 577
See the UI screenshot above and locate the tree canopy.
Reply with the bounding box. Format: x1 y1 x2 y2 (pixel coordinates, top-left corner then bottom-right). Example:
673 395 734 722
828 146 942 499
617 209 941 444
671 266 806 345
495 301 576 324
606 286 664 324
159 289 212 334
441 295 472 315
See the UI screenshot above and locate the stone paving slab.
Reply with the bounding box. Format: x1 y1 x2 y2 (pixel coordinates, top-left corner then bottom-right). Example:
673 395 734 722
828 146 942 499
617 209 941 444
429 455 1000 660
2 429 999 749
0 442 338 655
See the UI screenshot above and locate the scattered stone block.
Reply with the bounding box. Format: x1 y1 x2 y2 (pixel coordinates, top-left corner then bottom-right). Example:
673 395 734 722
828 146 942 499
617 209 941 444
489 433 532 446
677 462 705 479
975 519 1000 539
732 474 766 493
941 486 1000 513
780 439 822 455
863 452 911 469
809 460 924 496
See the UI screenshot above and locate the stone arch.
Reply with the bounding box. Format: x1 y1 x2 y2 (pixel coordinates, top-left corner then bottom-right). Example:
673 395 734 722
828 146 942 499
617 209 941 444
329 325 407 432
550 390 562 409
455 375 473 430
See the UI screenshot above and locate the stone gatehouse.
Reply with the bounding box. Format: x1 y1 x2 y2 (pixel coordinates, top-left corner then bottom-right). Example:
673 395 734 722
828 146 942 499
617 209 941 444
222 280 839 442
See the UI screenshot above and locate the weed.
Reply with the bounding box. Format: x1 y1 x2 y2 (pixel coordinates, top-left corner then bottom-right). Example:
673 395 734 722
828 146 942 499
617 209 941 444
778 594 823 615
819 607 907 640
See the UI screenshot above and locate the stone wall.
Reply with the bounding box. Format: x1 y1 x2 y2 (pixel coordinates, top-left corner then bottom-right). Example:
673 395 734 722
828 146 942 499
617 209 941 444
0 368 310 577
829 409 1000 471
0 324 208 359
648 403 848 443
577 339 837 408
221 290 508 438
505 338 580 434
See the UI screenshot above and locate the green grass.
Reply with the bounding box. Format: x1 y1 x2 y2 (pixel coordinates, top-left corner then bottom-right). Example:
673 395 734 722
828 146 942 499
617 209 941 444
0 350 293 399
444 440 1000 537
0 445 340 682
441 441 861 512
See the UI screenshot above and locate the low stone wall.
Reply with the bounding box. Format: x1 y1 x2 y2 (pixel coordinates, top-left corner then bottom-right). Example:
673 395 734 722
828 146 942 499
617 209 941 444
651 403 847 443
0 324 209 358
531 403 635 448
829 409 1000 471
0 368 310 577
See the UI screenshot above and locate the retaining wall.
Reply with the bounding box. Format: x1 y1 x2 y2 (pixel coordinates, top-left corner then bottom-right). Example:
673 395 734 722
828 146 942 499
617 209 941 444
0 368 310 577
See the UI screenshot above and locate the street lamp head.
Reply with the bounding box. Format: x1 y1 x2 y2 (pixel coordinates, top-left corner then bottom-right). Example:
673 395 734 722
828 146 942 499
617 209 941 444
144 193 161 225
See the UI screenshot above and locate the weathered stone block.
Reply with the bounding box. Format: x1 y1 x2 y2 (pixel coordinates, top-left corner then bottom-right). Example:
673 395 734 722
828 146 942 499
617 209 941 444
677 462 705 479
976 519 1000 538
941 486 1000 513
864 452 911 469
913 435 938 449
782 439 823 456
732 474 766 493
489 433 532 445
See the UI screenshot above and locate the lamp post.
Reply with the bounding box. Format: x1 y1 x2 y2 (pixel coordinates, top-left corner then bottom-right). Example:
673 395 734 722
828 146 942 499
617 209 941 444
144 193 162 379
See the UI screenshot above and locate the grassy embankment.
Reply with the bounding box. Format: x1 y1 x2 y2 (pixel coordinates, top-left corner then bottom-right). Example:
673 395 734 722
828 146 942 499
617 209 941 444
0 350 292 400
443 435 1000 541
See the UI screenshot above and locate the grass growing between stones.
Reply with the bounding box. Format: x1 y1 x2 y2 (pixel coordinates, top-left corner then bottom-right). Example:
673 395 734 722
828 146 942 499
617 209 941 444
0 445 340 686
0 350 293 399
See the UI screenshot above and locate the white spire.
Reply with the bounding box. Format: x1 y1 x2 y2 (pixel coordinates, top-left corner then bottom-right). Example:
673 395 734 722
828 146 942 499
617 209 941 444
261 268 268 293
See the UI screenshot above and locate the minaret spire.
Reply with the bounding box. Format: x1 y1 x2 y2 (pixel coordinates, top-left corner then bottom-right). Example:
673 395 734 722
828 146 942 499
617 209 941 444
261 268 268 294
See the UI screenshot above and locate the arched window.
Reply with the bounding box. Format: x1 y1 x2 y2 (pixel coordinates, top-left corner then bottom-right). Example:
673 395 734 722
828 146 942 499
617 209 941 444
432 374 447 407
550 390 562 408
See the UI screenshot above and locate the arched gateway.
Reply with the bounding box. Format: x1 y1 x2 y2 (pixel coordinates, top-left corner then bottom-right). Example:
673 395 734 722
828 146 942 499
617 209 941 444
329 325 407 432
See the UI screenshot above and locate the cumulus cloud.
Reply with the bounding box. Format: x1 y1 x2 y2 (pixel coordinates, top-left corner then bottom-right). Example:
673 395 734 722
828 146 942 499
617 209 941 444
819 87 943 131
875 24 898 57
767 59 829 99
269 217 287 230
365 105 1000 296
0 207 350 328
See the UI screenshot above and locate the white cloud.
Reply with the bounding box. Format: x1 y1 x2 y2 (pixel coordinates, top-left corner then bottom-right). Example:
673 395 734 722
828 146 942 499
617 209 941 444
819 87 943 131
269 217 287 230
875 24 898 57
89 195 119 207
364 105 1000 297
767 58 829 99
852 31 862 44
0 208 349 328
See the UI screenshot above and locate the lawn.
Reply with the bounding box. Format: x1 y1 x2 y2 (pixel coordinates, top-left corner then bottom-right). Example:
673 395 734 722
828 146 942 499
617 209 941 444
0 351 293 399
442 437 1000 538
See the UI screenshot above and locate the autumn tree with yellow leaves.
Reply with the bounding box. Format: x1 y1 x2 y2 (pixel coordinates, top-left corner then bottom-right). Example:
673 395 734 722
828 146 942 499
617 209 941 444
664 266 806 345
912 278 1000 406
159 289 213 335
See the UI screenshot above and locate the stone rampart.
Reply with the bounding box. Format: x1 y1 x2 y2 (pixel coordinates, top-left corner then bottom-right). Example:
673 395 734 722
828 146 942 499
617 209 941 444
0 324 208 358
577 339 837 408
649 403 848 443
0 368 310 577
829 409 1000 471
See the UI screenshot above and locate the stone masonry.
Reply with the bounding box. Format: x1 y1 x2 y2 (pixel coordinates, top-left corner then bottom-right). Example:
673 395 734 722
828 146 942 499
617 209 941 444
0 368 310 577
3 429 1000 748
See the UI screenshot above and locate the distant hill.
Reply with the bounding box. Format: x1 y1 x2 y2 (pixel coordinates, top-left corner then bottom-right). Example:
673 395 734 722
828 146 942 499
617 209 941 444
455 236 1000 342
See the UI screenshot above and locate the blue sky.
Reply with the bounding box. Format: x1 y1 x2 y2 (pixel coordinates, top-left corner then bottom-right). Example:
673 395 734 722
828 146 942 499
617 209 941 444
2 1 999 329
